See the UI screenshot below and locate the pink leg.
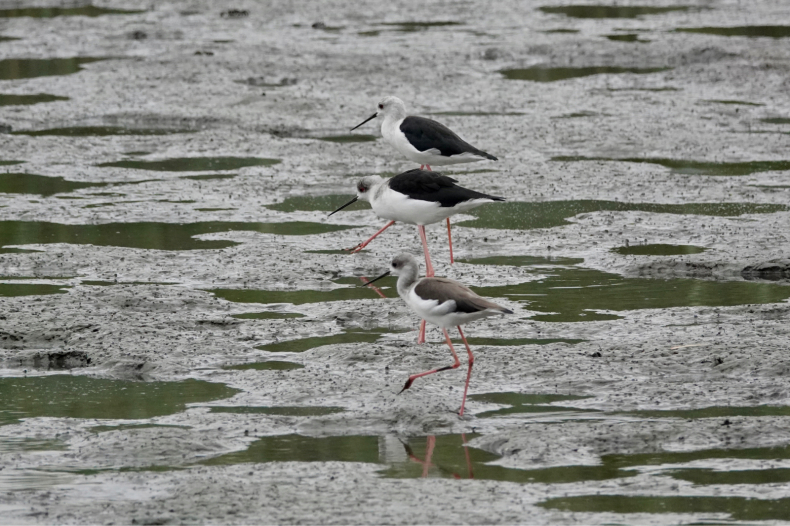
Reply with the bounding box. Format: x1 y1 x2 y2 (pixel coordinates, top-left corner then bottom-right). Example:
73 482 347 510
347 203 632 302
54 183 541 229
446 218 454 265
417 319 426 344
461 433 473 479
456 326 475 417
359 277 386 298
400 327 461 393
347 220 396 253
422 435 436 478
417 225 435 277
426 165 432 171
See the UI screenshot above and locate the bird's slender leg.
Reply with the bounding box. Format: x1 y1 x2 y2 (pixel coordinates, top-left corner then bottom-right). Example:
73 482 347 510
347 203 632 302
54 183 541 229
457 326 475 417
461 434 473 479
422 435 436 478
359 277 386 298
417 225 435 277
400 328 461 393
347 220 396 253
419 164 432 171
416 225 434 344
446 218 454 265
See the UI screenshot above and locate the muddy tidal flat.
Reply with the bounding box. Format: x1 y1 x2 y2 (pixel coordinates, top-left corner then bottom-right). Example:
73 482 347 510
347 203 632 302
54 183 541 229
1 1 790 524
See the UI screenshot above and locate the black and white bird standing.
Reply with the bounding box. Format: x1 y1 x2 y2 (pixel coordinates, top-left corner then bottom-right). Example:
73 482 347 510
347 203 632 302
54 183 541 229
351 96 498 171
329 168 504 275
364 253 513 417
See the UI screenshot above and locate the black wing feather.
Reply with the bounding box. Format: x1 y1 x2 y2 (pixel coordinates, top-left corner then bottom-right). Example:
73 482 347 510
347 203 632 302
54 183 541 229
400 116 497 160
388 169 504 208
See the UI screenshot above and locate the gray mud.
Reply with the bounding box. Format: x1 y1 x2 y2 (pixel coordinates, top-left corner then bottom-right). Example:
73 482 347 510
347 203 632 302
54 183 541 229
1 1 790 524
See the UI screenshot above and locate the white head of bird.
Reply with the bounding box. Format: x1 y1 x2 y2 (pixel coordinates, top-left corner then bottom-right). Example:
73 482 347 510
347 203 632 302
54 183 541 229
351 96 406 131
327 175 385 216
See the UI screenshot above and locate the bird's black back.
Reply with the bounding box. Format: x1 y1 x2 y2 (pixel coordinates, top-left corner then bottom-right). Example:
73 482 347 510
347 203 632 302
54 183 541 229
400 116 497 160
387 169 504 208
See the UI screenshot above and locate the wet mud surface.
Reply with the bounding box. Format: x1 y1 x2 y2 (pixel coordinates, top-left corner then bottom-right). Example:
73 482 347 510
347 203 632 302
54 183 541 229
1 0 790 524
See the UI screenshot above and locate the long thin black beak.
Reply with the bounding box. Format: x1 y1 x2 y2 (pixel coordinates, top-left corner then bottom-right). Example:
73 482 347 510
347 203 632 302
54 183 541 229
350 112 378 131
359 270 390 287
328 196 358 216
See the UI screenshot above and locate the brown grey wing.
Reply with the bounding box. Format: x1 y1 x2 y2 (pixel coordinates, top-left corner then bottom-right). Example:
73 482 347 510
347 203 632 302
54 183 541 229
415 278 512 314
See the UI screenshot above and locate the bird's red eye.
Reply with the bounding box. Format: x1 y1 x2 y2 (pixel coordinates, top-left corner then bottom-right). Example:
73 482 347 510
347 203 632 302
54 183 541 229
358 185 366 193
378 103 384 109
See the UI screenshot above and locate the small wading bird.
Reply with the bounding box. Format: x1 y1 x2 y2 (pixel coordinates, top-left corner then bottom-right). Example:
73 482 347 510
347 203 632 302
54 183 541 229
363 253 513 416
330 169 504 343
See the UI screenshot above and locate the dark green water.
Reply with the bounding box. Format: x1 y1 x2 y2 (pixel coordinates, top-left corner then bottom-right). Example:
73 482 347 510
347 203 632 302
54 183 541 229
0 282 68 297
762 117 790 125
380 21 463 31
539 5 691 18
457 200 786 230
98 157 280 172
0 173 107 196
605 34 649 43
223 361 304 371
501 67 669 82
231 311 304 320
470 392 594 418
0 376 239 426
267 194 369 213
256 328 394 353
0 221 354 252
472 267 790 322
552 155 790 176
0 6 143 17
458 255 585 267
540 495 790 521
0 57 105 80
0 94 68 106
613 244 707 256
676 26 790 38
209 276 397 306
13 127 195 137
208 406 343 416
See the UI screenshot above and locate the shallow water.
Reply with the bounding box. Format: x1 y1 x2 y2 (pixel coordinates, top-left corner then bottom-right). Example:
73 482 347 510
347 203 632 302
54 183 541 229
538 6 691 19
612 244 707 256
223 360 304 371
0 221 353 251
98 157 280 172
0 57 104 81
675 26 790 38
0 282 67 296
540 494 790 521
13 126 196 136
0 93 68 106
0 173 106 196
552 156 790 176
209 276 398 306
458 200 786 230
0 6 143 18
501 67 669 82
0 375 239 426
472 266 790 322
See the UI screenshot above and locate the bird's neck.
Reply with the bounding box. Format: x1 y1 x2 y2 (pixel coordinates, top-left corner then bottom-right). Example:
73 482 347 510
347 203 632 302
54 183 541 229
382 108 406 128
396 267 420 299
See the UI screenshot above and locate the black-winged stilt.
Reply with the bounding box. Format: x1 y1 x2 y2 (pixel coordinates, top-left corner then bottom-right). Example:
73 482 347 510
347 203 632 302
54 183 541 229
364 253 513 417
329 168 504 275
351 96 498 171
